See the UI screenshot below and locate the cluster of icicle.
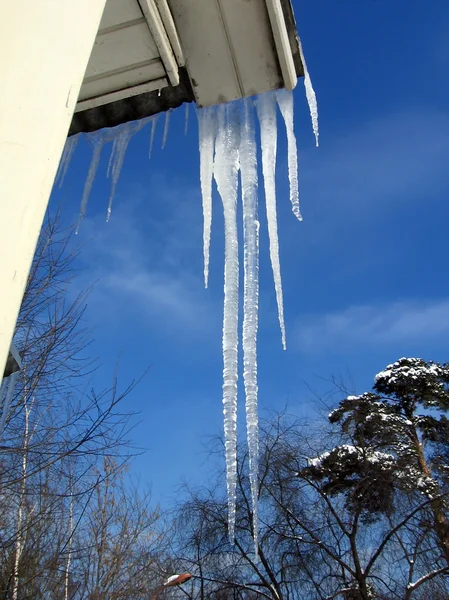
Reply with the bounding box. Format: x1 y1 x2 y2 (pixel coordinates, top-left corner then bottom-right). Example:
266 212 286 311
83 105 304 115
56 108 177 228
56 43 318 555
198 82 318 553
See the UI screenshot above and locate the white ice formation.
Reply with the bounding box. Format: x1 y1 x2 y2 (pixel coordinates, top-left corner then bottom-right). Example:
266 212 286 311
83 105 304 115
162 110 171 149
76 130 108 232
149 115 159 158
196 86 317 550
58 54 318 551
213 103 240 543
64 116 158 231
106 119 149 221
197 107 216 288
276 89 301 220
255 93 286 350
57 134 80 188
297 36 319 147
239 98 260 554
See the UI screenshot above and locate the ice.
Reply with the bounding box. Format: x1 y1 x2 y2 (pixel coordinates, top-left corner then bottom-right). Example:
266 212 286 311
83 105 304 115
58 63 319 549
197 106 216 288
106 125 133 221
297 35 319 146
0 371 19 439
56 134 80 188
76 130 109 232
240 98 260 554
162 110 171 149
184 102 189 135
213 103 240 543
276 89 301 221
107 135 117 178
75 119 153 227
106 119 148 221
255 92 287 350
149 115 159 158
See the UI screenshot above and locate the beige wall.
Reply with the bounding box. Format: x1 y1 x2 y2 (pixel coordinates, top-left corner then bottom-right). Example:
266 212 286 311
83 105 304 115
0 0 108 380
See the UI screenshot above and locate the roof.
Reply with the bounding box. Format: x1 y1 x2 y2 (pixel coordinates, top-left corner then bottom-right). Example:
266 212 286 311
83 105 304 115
69 0 304 135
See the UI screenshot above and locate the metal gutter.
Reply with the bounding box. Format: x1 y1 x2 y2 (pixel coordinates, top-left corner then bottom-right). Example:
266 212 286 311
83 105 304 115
155 0 185 66
138 0 180 86
264 0 297 90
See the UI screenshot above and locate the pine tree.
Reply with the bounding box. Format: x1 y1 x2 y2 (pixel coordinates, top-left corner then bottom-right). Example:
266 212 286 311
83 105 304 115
303 357 449 565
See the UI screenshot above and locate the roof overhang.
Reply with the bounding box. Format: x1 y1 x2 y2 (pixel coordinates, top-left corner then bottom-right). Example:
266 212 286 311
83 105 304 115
70 0 304 135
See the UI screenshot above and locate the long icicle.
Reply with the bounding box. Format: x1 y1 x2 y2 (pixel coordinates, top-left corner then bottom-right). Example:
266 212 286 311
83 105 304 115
107 135 118 178
162 110 171 149
256 93 287 350
106 126 133 221
214 103 240 543
297 36 319 146
276 89 301 221
184 102 190 136
240 98 260 555
106 119 148 221
77 131 107 232
149 115 159 158
56 135 80 188
198 107 216 288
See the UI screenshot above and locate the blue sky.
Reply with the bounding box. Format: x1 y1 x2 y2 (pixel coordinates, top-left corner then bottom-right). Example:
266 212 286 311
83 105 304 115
50 0 449 505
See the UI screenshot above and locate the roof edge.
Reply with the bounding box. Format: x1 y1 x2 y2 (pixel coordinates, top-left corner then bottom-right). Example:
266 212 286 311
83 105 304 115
69 67 194 136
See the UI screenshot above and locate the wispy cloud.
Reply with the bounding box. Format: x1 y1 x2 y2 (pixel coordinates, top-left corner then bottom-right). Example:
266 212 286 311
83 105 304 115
301 108 449 215
295 298 449 353
74 179 218 337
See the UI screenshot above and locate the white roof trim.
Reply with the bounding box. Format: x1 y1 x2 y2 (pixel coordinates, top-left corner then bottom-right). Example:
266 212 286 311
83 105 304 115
75 77 167 112
138 0 180 86
265 0 297 90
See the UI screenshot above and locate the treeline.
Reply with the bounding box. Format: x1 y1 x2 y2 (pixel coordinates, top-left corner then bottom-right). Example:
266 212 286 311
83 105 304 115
1 218 448 599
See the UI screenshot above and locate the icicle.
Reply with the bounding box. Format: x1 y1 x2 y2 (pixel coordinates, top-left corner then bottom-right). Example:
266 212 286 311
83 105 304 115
240 98 260 555
106 126 133 221
184 102 189 136
297 36 319 146
0 371 19 439
162 110 171 149
106 120 147 221
56 135 80 188
276 89 301 221
214 103 240 543
149 115 159 159
107 135 117 178
76 131 107 232
256 93 287 350
197 106 216 288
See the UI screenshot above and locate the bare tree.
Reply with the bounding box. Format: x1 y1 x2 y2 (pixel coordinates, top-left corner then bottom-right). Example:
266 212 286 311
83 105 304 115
71 458 166 600
172 408 449 600
0 214 152 598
